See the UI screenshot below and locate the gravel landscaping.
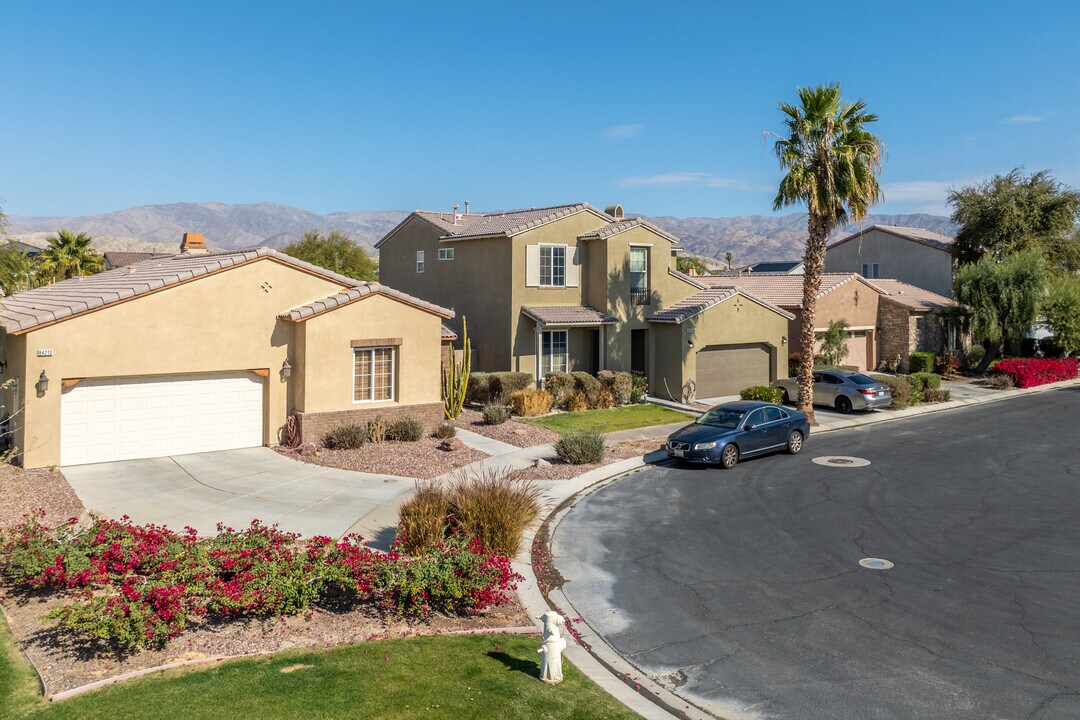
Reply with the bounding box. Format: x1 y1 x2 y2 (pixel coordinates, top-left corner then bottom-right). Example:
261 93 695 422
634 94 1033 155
510 439 665 483
454 408 559 448
275 437 487 480
0 585 530 695
0 466 84 531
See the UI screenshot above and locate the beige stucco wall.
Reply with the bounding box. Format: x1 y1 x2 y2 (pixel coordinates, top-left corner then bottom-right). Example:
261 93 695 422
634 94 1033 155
380 216 514 371
293 293 443 414
786 277 882 370
825 229 954 298
6 257 446 469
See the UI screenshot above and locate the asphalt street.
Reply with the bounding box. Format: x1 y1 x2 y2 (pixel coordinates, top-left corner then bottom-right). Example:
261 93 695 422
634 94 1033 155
554 387 1080 720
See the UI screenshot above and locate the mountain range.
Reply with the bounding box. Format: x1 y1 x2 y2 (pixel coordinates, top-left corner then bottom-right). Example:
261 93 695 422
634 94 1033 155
4 202 957 264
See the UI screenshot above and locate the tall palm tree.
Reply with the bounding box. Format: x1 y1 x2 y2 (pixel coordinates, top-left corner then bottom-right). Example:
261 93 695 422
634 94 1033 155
38 229 105 280
771 83 884 422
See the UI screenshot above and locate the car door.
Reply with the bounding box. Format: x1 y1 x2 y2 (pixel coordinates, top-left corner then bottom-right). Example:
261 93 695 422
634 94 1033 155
760 406 789 448
740 409 771 454
815 373 840 406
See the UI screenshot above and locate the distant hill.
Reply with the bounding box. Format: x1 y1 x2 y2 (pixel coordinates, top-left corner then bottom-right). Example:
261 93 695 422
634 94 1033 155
5 202 956 264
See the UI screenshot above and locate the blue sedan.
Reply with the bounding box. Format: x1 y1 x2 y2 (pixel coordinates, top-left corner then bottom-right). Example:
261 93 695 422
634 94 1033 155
666 401 810 469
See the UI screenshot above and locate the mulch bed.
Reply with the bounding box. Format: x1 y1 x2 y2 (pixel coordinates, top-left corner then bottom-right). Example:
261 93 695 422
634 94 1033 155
454 408 559 448
0 585 531 695
509 439 664 483
0 465 84 531
275 437 487 480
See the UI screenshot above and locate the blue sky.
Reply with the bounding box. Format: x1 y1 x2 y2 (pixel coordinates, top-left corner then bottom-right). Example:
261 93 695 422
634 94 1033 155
3 1 1078 219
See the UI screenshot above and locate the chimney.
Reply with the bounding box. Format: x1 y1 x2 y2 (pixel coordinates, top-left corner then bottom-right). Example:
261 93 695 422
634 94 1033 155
452 204 461 225
464 200 470 215
181 232 208 254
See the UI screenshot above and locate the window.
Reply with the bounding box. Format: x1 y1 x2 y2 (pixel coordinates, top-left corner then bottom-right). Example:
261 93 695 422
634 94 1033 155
763 406 785 423
438 248 454 261
743 409 765 427
354 347 394 402
540 245 566 287
541 330 568 373
630 247 649 305
860 262 879 278
416 250 425 273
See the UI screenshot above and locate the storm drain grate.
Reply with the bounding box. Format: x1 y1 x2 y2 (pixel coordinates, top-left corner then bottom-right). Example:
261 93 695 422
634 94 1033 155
812 455 871 468
859 558 895 570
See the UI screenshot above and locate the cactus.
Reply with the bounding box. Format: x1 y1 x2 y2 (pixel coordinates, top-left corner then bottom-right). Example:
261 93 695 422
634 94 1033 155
442 316 471 419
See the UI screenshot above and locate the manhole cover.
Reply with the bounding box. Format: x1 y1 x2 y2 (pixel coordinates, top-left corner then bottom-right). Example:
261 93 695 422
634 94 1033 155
859 557 895 570
812 455 871 467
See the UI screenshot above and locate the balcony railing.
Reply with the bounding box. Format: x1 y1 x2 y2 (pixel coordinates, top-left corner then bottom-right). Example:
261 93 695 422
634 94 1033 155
630 289 651 306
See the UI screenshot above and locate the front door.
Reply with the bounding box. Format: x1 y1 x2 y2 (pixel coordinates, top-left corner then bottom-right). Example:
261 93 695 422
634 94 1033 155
631 329 648 375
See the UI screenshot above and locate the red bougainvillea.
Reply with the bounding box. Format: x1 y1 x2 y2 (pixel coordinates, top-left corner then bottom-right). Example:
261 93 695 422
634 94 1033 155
992 357 1079 388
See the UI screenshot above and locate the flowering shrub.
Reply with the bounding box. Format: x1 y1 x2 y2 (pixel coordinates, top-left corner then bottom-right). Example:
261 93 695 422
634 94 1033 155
992 357 1079 388
0 512 521 651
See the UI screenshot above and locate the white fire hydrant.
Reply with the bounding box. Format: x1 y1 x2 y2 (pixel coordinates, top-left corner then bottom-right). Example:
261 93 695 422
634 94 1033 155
537 610 567 684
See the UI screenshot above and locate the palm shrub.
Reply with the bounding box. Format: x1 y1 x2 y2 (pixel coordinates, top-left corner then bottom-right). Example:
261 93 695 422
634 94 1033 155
396 480 450 555
555 430 606 465
323 423 366 449
445 468 543 557
442 316 470 419
482 402 510 425
510 387 553 417
740 385 783 404
386 416 424 442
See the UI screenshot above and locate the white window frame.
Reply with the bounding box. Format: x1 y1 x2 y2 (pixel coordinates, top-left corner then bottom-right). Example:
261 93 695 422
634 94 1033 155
438 247 454 261
416 250 425 273
541 330 568 374
539 244 566 288
353 347 395 403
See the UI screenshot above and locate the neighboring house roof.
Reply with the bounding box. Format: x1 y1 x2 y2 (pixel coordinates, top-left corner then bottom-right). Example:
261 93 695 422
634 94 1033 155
377 203 616 247
828 225 955 252
0 247 449 334
441 323 458 340
697 272 881 308
668 266 706 289
0 240 46 256
647 287 796 324
521 305 617 326
577 217 681 245
747 260 803 274
867 279 956 312
280 283 452 322
103 251 173 268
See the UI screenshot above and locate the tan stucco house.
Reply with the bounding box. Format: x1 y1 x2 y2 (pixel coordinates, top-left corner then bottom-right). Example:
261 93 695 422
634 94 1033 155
825 225 956 298
869 279 959 371
377 203 794 400
0 235 453 469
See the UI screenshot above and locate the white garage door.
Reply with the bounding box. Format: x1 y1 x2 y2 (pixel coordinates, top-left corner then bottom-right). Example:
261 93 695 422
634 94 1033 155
61 372 264 466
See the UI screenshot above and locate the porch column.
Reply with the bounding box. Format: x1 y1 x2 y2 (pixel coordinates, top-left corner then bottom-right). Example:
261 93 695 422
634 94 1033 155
598 325 605 372
535 323 543 386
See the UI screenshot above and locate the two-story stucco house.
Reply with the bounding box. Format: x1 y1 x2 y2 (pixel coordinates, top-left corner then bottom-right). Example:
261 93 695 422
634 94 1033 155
825 225 956 298
377 203 796 400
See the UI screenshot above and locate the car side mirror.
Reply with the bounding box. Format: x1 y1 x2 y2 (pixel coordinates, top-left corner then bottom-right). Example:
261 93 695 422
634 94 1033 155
746 423 757 430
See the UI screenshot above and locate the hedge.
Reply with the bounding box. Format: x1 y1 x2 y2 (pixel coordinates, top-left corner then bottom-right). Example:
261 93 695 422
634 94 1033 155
992 358 1079 388
908 351 936 373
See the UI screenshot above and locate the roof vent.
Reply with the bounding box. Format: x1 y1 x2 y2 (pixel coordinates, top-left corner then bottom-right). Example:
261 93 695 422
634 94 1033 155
452 204 461 225
181 232 208 254
605 204 624 220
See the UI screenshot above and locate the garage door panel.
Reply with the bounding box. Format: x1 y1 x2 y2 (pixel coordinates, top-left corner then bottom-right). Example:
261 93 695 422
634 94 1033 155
61 372 264 466
695 344 771 397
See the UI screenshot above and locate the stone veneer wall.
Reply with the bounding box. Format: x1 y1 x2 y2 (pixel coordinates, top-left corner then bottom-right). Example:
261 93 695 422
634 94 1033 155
877 299 913 371
295 402 444 445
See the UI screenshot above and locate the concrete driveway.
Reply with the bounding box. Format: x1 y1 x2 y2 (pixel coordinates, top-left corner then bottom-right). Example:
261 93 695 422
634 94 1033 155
62 447 412 542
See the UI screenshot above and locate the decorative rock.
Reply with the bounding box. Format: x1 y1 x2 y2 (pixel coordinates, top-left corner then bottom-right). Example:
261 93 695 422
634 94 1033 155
298 443 318 457
533 458 551 468
438 438 466 452
537 610 567 684
513 428 528 435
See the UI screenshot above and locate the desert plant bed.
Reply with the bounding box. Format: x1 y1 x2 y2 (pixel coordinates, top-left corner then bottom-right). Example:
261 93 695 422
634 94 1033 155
508 440 664 483
0 466 84 532
453 408 559 448
0 631 638 720
275 437 487 480
0 513 527 695
521 404 695 435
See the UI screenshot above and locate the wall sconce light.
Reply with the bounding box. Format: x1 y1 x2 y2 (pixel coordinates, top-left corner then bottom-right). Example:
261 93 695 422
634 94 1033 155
688 339 695 348
36 370 49 395
782 336 788 346
281 359 292 379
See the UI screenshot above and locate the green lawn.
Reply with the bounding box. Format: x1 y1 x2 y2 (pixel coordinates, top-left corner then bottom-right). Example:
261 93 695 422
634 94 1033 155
523 403 695 434
0 628 638 720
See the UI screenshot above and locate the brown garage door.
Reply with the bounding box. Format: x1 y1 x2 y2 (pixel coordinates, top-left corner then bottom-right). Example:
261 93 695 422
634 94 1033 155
845 331 868 371
695 344 771 397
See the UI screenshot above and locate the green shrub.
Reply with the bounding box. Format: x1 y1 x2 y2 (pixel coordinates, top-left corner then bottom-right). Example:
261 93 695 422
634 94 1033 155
510 387 553 417
964 345 986 369
907 372 941 401
487 372 533 403
923 387 951 403
466 372 490 405
482 402 510 425
386 416 424 442
432 422 457 439
322 423 366 449
908 351 936 373
542 372 575 409
571 371 603 408
445 467 543 557
869 373 914 409
740 385 782 404
555 430 606 465
396 480 450 555
629 371 648 403
985 373 1015 389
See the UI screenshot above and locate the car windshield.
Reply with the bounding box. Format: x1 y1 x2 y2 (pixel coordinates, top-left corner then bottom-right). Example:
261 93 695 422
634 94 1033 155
696 408 746 429
848 374 878 385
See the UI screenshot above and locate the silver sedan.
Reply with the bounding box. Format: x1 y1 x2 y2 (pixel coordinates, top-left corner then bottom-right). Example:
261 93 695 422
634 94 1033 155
772 370 892 413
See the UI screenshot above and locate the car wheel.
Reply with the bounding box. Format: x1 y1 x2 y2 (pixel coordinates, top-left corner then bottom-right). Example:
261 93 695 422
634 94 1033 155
835 396 853 414
780 388 790 405
786 430 804 454
720 444 739 469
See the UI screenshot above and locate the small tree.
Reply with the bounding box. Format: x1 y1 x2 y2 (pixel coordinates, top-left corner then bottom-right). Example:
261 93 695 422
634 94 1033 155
282 230 378 282
816 319 851 367
1042 274 1080 356
442 316 471 419
0 244 43 296
953 250 1047 370
676 254 708 275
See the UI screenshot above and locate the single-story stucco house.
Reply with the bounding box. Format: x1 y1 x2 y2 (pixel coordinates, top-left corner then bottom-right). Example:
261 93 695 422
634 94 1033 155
0 234 454 469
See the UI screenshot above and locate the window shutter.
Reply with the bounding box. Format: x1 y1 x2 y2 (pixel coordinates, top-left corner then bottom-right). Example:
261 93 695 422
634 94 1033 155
525 245 541 287
566 245 580 287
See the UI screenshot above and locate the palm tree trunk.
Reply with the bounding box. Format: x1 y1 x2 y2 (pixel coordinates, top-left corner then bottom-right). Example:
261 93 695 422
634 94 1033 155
798 214 829 424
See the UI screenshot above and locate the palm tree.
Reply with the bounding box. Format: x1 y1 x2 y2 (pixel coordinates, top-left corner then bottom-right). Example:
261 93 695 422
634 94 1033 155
38 229 105 280
771 83 884 422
